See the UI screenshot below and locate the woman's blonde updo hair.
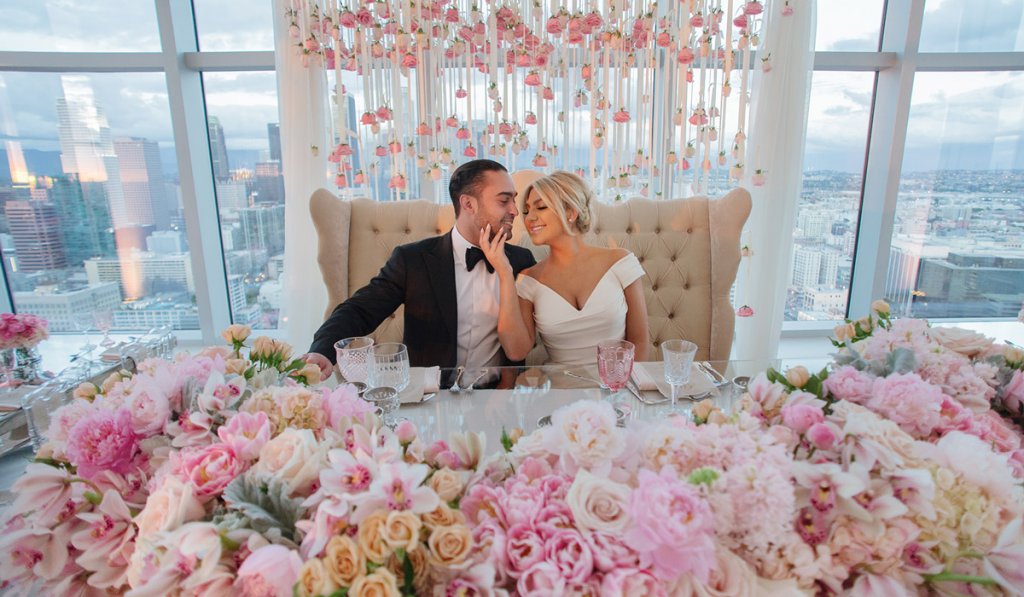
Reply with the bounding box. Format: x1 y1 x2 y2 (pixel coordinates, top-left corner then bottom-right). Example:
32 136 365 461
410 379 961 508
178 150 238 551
521 170 594 236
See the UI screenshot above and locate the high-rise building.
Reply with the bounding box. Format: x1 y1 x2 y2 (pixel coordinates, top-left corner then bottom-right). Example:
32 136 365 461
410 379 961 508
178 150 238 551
253 161 284 204
50 174 115 267
14 282 121 332
885 239 949 316
208 116 230 182
267 123 281 163
215 179 249 212
819 249 841 287
239 204 285 255
791 245 822 289
114 137 171 230
84 250 194 300
5 200 66 272
146 230 186 254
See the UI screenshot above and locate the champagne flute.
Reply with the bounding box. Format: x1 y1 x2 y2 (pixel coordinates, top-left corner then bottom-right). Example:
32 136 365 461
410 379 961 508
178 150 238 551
661 339 698 414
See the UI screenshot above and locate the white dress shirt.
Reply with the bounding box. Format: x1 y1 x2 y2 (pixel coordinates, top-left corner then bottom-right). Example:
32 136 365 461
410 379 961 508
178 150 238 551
451 227 503 369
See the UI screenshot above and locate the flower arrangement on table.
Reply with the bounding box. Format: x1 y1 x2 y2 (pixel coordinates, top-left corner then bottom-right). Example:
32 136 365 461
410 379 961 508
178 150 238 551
0 312 49 351
0 326 492 596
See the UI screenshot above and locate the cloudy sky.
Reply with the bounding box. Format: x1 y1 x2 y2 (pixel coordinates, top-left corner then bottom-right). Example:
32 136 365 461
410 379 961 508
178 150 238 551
1 0 1023 174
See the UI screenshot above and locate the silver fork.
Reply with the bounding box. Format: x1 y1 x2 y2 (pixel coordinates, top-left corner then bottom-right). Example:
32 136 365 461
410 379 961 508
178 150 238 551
449 366 466 393
698 361 729 386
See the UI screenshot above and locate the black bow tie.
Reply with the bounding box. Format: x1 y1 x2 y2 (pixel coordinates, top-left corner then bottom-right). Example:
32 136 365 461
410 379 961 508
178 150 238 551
465 247 494 273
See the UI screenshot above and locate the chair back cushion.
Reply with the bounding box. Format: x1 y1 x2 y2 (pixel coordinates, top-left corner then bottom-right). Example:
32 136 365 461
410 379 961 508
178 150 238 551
310 183 750 362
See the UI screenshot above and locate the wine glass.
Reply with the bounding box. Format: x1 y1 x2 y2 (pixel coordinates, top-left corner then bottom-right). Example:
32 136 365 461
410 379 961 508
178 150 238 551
661 339 698 414
93 309 115 349
597 339 635 412
335 337 374 385
367 343 410 427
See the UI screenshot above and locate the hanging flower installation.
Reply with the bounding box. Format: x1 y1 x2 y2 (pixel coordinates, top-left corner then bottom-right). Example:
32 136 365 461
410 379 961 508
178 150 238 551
284 0 777 200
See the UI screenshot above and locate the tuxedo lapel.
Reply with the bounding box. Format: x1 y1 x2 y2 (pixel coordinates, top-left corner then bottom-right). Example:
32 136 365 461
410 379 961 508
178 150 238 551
423 232 458 341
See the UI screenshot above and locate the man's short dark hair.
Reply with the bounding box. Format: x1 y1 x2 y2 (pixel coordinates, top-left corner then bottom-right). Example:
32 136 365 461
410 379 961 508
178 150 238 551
448 159 508 216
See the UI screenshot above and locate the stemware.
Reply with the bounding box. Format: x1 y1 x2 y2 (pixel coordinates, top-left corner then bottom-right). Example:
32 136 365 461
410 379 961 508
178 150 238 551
335 337 374 384
661 339 698 414
93 309 116 349
366 343 410 427
597 339 635 412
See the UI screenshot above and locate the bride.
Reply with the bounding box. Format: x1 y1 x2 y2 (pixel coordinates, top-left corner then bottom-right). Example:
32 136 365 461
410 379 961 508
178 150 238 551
479 170 649 366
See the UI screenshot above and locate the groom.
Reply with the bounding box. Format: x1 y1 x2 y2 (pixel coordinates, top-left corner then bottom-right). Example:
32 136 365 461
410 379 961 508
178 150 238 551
303 159 537 378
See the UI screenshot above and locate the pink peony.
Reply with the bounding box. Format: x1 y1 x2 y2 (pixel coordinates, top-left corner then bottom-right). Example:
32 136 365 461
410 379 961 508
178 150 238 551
806 422 839 450
235 545 303 597
217 411 271 461
601 568 665 596
507 524 545 573
174 443 245 501
65 408 140 479
517 561 566 594
867 373 944 437
623 467 715 582
586 531 639 572
824 365 875 404
322 384 373 429
543 530 594 585
781 402 825 434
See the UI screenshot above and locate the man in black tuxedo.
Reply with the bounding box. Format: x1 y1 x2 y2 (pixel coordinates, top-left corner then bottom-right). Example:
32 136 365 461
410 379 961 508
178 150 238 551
303 159 537 378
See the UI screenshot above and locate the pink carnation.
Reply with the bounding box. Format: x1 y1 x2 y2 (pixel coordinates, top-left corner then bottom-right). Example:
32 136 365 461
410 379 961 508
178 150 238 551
623 467 715 582
867 373 945 438
824 366 874 404
65 408 140 479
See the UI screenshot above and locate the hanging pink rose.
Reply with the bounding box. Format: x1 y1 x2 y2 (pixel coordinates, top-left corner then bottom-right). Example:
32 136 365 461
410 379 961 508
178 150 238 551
532 154 548 167
444 8 459 23
360 112 378 126
413 122 429 136
688 110 707 125
498 122 513 135
355 8 375 26
737 305 755 317
734 14 749 28
752 170 767 186
303 37 319 53
288 23 299 38
656 31 671 47
371 43 385 58
464 146 477 157
708 127 718 141
541 86 555 101
335 173 348 188
401 52 418 68
455 87 468 99
717 152 727 166
458 26 473 42
524 71 541 87
585 12 603 28
568 31 584 45
389 141 402 154
581 64 592 80
339 11 357 28
376 106 392 121
525 112 537 125
354 171 366 185
534 53 549 67
337 144 353 156
782 3 794 16
327 151 340 164
761 58 772 73
388 175 407 190
744 1 764 15
666 151 677 165
493 99 503 113
592 134 604 149
546 16 564 35
429 167 442 181
445 116 459 128
681 158 691 171
613 110 630 123
690 13 705 28
677 47 695 65
375 145 387 157
686 68 694 82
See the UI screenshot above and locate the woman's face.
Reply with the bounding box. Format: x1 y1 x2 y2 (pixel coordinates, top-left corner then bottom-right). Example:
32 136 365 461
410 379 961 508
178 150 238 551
523 190 572 245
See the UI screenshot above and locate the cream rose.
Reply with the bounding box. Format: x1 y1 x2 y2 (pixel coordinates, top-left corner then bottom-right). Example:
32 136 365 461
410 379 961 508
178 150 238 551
692 398 716 421
350 568 400 597
428 468 464 502
225 358 249 376
357 511 392 564
566 469 631 533
929 326 993 357
221 323 252 345
427 524 472 567
296 558 339 597
381 510 422 552
833 322 856 342
1004 345 1024 364
73 382 98 402
785 366 811 388
254 428 324 496
871 299 891 316
421 504 465 530
135 476 205 539
323 535 365 587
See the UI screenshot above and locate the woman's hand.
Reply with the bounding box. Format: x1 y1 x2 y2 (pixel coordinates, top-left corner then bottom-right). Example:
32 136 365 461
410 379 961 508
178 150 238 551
479 223 514 279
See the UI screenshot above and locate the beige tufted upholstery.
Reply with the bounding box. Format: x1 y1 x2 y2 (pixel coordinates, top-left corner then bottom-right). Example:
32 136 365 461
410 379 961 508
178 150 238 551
310 182 751 364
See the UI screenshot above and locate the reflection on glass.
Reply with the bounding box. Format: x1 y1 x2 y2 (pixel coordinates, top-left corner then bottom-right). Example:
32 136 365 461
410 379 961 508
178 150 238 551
193 0 274 51
0 72 194 331
920 0 1024 52
886 72 1024 319
815 0 884 51
787 72 874 322
202 72 283 328
0 1 160 52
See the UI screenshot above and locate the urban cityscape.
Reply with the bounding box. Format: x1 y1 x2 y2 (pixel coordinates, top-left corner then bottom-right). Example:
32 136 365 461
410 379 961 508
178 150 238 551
1 76 1022 333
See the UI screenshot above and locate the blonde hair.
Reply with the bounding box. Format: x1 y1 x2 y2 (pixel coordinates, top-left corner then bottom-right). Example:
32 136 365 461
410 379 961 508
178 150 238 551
521 170 594 236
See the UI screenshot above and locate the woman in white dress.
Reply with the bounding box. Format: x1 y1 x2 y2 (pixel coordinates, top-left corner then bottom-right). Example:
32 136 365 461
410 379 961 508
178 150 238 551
479 170 649 366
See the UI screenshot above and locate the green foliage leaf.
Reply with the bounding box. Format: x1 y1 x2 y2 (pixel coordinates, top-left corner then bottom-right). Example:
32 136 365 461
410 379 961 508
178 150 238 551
402 550 416 596
886 348 917 375
222 472 306 543
500 427 513 453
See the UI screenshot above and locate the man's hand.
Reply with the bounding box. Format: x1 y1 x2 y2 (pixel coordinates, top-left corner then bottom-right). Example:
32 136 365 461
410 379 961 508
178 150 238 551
479 223 514 279
301 352 334 380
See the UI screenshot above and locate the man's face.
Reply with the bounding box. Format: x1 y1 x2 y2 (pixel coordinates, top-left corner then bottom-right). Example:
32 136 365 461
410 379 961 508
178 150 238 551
463 170 518 241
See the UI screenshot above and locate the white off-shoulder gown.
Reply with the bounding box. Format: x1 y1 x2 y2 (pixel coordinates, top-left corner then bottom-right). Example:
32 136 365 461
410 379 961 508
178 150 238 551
516 253 645 366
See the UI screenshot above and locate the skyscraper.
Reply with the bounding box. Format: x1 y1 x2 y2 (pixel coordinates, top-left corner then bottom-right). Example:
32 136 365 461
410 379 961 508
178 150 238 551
239 204 285 255
114 137 171 230
5 200 66 272
208 116 230 182
267 123 281 163
253 161 284 204
50 174 115 266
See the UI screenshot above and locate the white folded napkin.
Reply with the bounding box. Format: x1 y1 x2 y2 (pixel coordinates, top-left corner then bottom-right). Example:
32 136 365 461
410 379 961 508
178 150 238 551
631 362 715 398
400 366 441 404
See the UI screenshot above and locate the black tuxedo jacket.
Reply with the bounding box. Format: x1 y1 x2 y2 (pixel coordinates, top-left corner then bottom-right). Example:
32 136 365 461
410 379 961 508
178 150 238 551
309 231 537 369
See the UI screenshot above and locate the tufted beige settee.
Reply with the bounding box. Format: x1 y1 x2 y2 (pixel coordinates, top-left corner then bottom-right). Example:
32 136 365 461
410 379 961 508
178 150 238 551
310 176 751 364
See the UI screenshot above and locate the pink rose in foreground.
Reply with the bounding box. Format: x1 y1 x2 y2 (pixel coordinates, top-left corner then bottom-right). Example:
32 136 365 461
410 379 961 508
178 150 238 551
781 402 825 434
517 561 566 595
806 422 839 451
65 407 139 479
824 366 874 404
586 531 638 572
867 373 944 438
235 544 303 597
1003 370 1024 413
322 384 373 429
602 567 666 596
623 467 715 582
175 443 245 501
507 523 545 573
135 475 205 539
543 529 594 585
217 411 271 461
566 469 630 533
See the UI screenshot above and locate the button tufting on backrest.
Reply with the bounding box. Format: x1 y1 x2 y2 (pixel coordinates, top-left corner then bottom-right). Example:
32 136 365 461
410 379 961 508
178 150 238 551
668 313 675 319
687 227 693 234
405 227 411 234
684 282 690 289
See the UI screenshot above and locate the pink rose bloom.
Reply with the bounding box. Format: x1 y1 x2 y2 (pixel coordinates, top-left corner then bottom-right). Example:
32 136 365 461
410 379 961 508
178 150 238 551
601 568 666 596
217 411 271 461
543 529 594 584
322 384 373 429
806 422 839 451
867 373 944 438
969 410 1022 453
1003 370 1024 413
623 467 715 582
517 561 566 595
825 366 875 404
507 523 546 574
65 408 140 479
586 531 639 572
781 402 825 434
235 544 303 597
175 443 245 501
127 381 171 437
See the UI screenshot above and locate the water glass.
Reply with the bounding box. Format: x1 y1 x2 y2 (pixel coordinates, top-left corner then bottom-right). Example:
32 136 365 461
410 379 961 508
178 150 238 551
661 339 698 413
335 337 374 384
368 343 410 393
362 386 400 427
21 373 76 452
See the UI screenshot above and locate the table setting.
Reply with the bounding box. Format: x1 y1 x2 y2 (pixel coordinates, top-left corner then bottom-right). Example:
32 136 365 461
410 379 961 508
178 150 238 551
0 302 1023 595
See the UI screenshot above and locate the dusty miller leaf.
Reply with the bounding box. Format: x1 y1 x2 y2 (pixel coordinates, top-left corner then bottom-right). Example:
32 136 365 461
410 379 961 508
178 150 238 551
222 472 305 543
